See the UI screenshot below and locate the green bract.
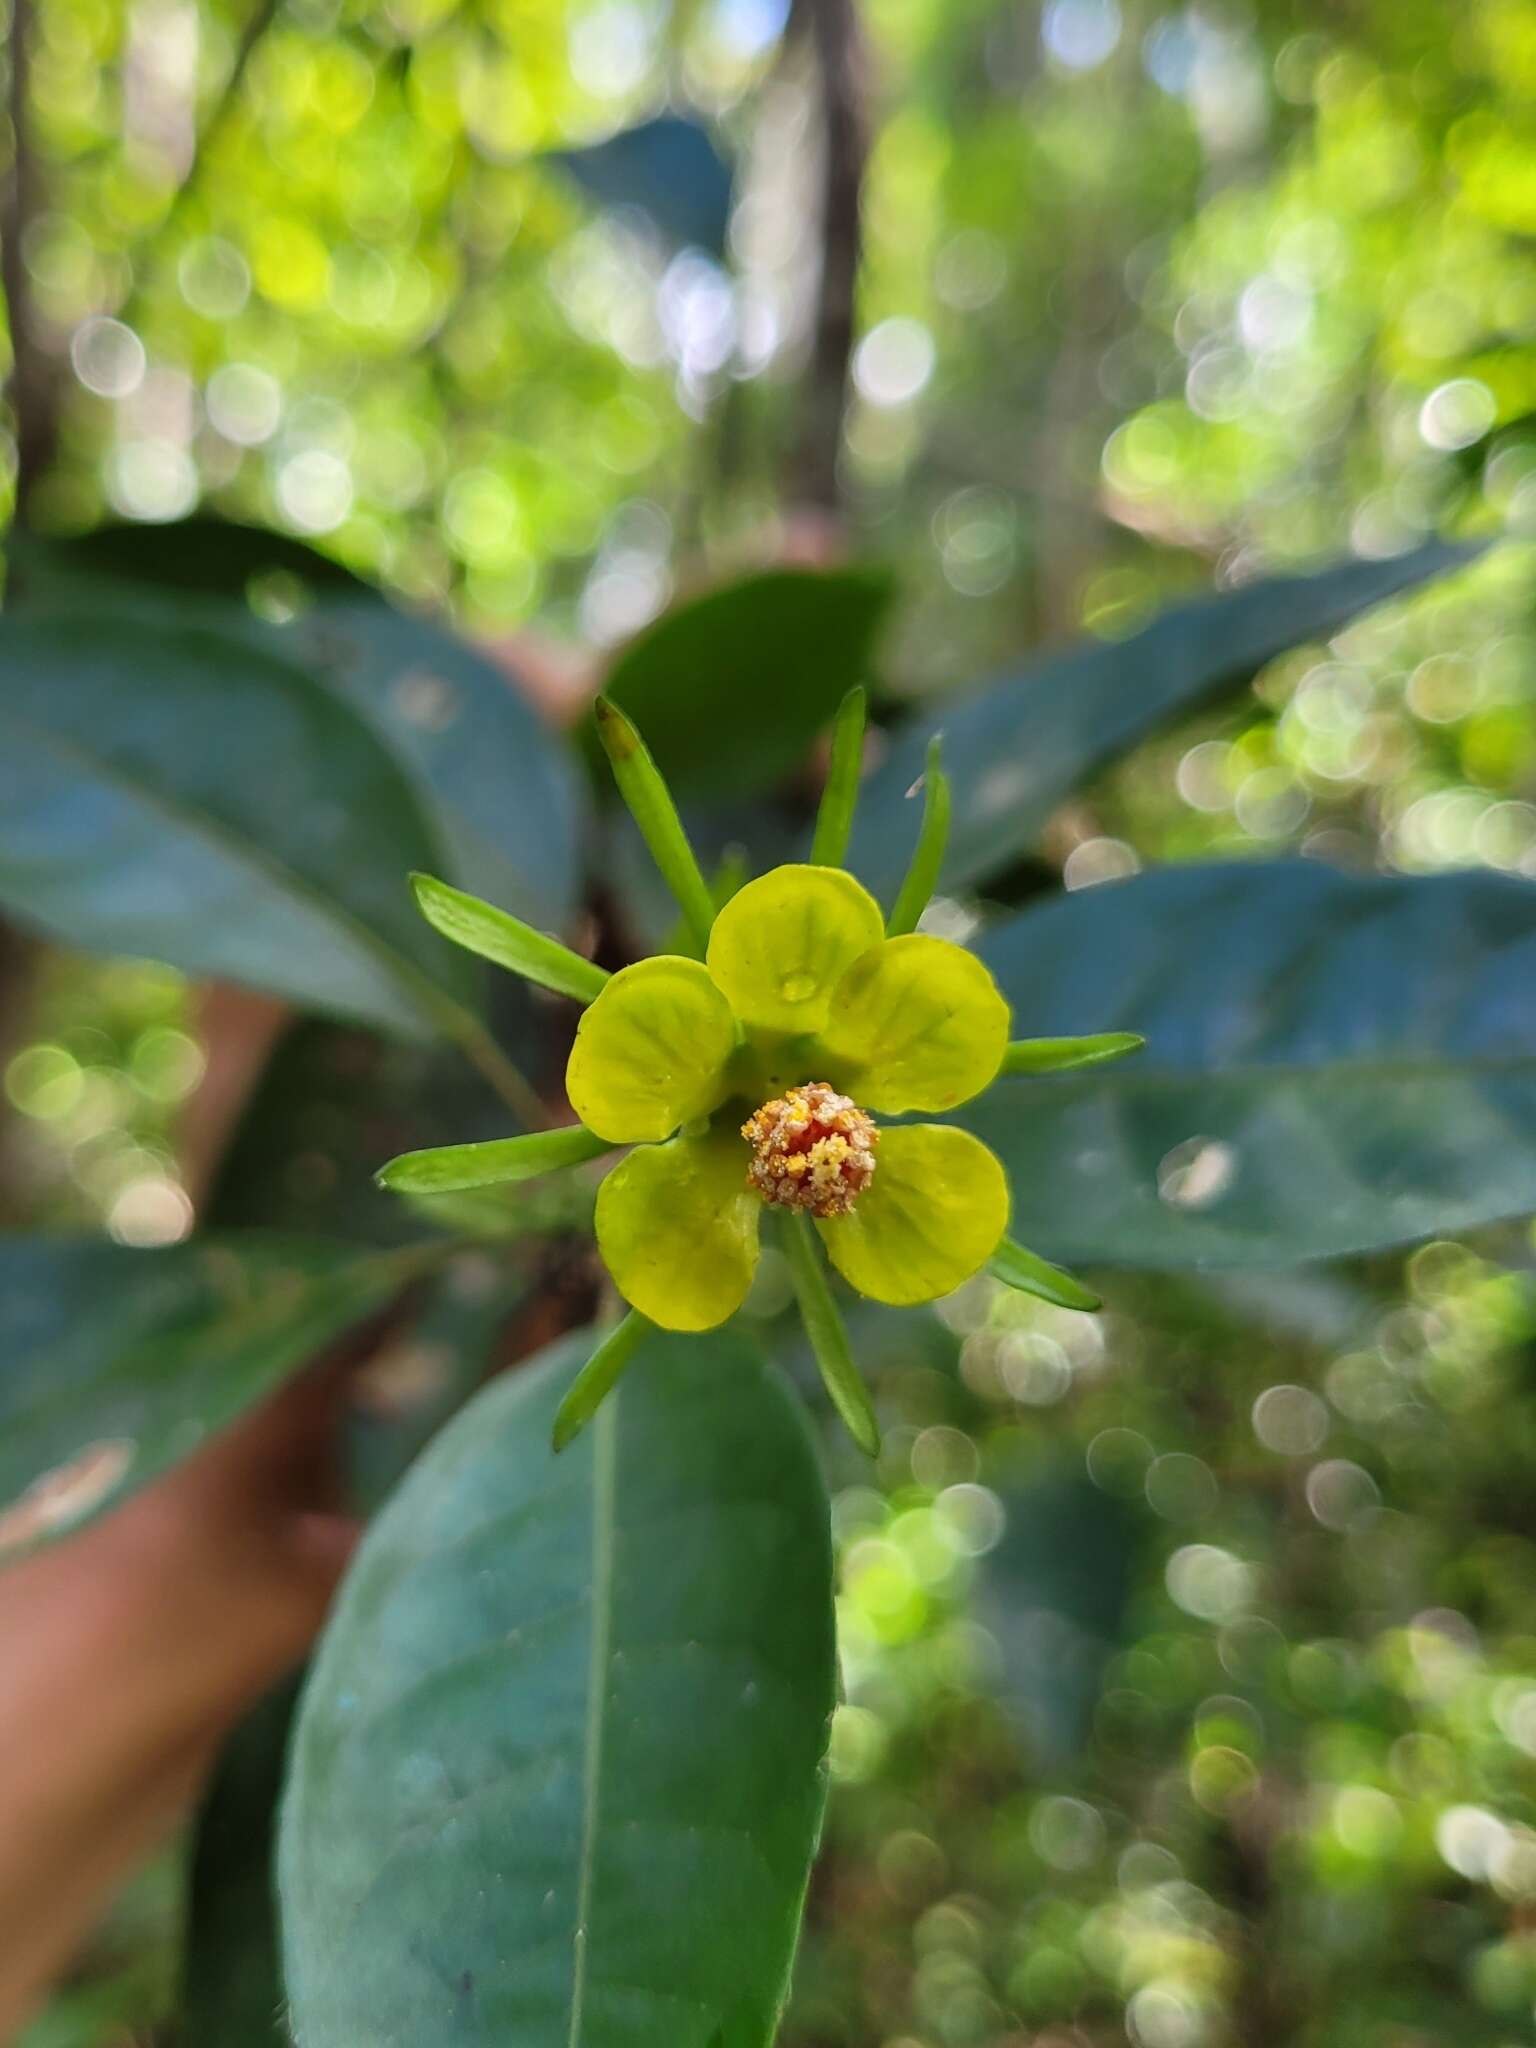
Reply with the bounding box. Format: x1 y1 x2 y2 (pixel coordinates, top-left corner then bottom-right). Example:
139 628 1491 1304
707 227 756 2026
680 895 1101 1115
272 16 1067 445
383 692 1139 1451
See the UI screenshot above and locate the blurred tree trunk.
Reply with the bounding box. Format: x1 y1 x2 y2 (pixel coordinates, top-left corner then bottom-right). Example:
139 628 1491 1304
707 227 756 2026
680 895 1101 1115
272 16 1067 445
788 0 869 520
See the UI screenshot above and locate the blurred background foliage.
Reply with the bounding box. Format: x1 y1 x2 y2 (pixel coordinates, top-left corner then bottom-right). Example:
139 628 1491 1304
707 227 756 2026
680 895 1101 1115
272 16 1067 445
7 0 1536 2042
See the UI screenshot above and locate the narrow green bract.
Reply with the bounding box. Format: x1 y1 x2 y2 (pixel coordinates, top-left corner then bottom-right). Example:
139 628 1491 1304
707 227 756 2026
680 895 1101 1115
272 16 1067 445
1002 1032 1146 1075
594 695 717 954
378 1125 612 1194
411 872 608 1003
810 684 868 869
885 735 951 938
784 1212 881 1455
989 1235 1101 1311
551 1311 652 1450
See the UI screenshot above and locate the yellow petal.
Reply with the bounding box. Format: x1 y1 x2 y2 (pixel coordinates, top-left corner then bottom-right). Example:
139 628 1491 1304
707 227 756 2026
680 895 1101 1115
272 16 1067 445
817 935 1010 1113
566 956 736 1144
705 864 884 1033
817 1124 1008 1305
595 1130 761 1331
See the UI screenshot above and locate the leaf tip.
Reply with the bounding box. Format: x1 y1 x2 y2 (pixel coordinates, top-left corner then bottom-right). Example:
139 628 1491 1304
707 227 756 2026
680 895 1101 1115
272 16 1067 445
594 694 639 761
550 1398 590 1454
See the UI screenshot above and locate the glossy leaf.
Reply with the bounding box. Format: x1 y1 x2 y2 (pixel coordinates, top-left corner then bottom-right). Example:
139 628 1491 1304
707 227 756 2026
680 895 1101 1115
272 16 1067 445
846 541 1482 897
552 113 734 256
969 861 1536 1267
182 1677 301 2044
9 523 582 927
978 1467 1144 1764
0 618 479 1037
0 1237 411 1558
280 1325 835 2048
593 567 895 799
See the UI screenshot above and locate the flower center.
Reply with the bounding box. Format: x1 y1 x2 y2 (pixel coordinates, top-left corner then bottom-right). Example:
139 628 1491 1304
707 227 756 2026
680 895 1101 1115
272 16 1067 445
741 1082 878 1218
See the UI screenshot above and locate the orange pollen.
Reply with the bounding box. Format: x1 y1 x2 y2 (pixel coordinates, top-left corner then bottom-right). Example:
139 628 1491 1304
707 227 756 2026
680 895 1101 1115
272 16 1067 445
741 1082 878 1218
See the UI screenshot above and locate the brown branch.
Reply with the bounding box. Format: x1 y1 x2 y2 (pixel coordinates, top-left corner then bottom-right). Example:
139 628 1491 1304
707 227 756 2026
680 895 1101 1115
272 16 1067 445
788 0 870 518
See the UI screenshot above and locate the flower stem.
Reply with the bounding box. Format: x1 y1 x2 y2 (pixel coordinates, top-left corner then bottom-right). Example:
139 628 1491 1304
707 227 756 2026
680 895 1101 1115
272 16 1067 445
552 1310 653 1451
443 1009 550 1131
784 1213 880 1455
810 685 867 868
885 736 950 937
594 696 716 955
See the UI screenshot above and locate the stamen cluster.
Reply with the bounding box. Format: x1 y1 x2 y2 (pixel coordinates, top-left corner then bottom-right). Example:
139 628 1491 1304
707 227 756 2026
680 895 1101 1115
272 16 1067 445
742 1082 878 1218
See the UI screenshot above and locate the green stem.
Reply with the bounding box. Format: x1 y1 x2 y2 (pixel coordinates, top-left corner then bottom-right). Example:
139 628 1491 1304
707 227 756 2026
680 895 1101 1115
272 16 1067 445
885 736 950 937
810 685 867 868
552 1310 652 1451
439 1004 548 1131
783 1213 880 1455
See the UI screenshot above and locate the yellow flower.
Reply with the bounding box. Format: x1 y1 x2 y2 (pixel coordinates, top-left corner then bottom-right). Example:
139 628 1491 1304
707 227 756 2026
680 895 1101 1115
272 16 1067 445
567 861 1011 1331
380 692 1139 1453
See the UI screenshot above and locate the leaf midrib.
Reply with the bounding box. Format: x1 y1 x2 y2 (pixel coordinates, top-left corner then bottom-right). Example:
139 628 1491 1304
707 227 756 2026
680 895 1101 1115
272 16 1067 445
568 1389 618 2048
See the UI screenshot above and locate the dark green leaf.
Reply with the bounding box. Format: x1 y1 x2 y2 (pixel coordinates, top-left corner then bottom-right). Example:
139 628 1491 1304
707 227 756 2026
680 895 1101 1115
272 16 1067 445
280 1324 835 2047
978 1466 1144 1764
847 542 1482 896
8 521 583 927
592 567 895 799
0 618 479 1037
0 1236 411 1557
552 114 734 257
968 860 1536 1267
181 1678 301 2045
